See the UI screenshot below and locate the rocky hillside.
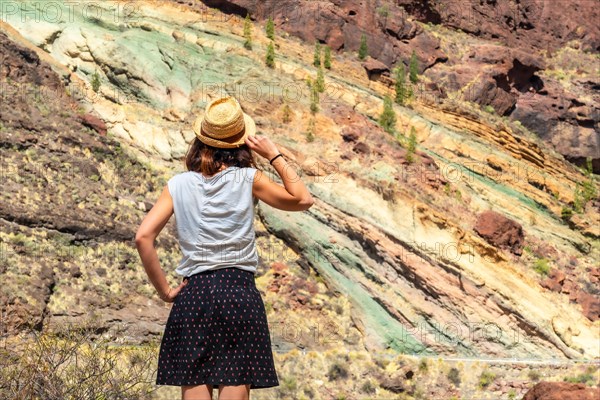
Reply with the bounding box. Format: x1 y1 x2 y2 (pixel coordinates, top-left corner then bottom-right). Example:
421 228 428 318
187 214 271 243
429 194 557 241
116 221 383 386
1 1 598 399
182 0 600 174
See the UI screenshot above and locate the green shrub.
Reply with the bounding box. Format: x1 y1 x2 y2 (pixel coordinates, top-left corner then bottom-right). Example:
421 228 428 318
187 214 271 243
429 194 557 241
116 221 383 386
360 379 376 394
378 95 396 134
315 67 325 92
580 157 597 206
327 361 349 380
309 83 319 114
279 376 297 396
243 14 252 49
358 33 368 60
563 372 595 385
305 117 315 142
561 206 573 222
282 104 291 123
377 5 389 18
533 258 550 276
447 367 461 386
265 16 275 40
527 370 541 381
314 41 321 67
394 64 408 105
91 69 101 93
409 50 419 83
0 318 158 399
478 369 497 389
407 126 417 163
265 40 275 67
324 45 332 69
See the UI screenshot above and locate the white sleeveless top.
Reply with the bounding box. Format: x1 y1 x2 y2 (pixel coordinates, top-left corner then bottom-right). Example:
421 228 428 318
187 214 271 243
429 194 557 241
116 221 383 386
167 166 259 276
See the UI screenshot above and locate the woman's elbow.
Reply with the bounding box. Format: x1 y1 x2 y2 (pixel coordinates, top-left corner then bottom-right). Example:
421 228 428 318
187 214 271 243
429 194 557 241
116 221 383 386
135 230 153 246
298 195 315 211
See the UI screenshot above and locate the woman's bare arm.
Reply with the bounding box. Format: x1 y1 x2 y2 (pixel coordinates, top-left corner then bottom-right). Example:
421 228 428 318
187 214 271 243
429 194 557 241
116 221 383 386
245 135 314 211
135 185 187 302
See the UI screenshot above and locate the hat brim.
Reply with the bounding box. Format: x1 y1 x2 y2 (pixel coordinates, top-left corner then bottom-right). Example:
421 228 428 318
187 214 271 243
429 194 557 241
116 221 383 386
193 112 256 149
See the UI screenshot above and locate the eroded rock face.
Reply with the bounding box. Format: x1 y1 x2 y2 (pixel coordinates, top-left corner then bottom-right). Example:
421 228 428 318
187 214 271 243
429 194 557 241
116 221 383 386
183 0 600 172
436 45 546 116
511 79 600 173
0 30 175 338
397 0 599 53
474 210 524 256
178 0 447 70
522 382 600 400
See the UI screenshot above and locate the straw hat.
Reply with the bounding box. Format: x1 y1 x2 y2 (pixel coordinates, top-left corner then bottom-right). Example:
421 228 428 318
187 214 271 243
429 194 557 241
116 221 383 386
192 96 256 148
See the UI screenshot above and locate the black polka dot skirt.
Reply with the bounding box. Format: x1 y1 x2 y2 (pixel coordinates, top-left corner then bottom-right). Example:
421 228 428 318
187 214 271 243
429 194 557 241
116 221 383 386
156 267 280 389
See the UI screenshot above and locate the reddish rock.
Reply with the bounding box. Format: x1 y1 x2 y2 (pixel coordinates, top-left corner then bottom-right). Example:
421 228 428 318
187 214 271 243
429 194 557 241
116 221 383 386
187 0 446 69
79 113 107 136
440 45 546 116
512 79 600 173
397 0 599 53
271 261 288 274
541 268 566 292
352 142 370 154
576 291 600 322
522 382 600 400
340 125 361 142
474 210 524 255
362 56 389 81
463 77 517 115
396 29 448 74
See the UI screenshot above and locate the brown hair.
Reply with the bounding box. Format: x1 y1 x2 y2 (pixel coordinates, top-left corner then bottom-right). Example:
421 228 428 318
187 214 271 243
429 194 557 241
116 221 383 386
184 137 258 175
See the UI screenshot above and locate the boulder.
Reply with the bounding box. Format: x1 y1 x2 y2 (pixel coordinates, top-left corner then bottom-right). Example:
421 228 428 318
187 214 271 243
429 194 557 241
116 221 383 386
362 56 389 81
541 268 566 292
79 113 107 136
575 291 600 322
522 382 600 400
474 210 524 256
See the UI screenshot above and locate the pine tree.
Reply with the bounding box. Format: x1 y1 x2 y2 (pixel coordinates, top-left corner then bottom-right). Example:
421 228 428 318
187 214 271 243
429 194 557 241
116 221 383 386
358 33 368 60
265 40 275 68
315 67 325 93
581 157 597 204
394 64 407 105
266 16 275 40
324 45 331 69
282 103 291 123
406 126 417 163
409 50 419 84
314 41 321 67
306 117 315 142
310 81 319 114
378 95 396 134
281 88 292 123
91 69 101 93
243 13 252 50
